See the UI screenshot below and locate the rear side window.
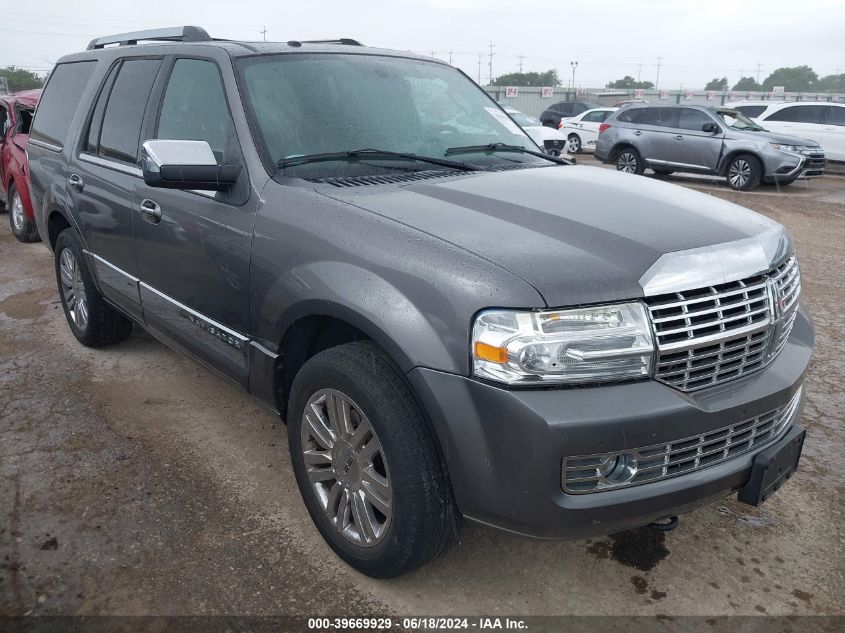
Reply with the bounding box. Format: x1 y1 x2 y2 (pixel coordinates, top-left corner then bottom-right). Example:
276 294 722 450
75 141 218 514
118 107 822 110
735 105 766 118
678 108 715 131
640 107 679 128
616 108 645 123
765 105 826 124
827 106 845 126
99 58 161 163
582 110 610 123
156 59 234 162
30 61 97 149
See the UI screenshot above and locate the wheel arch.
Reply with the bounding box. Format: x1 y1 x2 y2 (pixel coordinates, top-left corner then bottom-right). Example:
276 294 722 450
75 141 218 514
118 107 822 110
718 149 764 176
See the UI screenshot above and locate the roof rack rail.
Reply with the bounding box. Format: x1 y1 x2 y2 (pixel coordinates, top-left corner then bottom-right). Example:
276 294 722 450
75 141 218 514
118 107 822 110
87 26 211 50
298 38 364 46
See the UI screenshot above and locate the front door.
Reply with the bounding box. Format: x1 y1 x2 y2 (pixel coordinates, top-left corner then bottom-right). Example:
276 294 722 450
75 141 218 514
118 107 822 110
664 108 724 170
133 57 257 386
68 57 163 322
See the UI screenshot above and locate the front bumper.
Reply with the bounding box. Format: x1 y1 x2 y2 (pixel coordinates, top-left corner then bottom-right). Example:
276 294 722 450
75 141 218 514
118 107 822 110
408 305 813 538
763 148 826 180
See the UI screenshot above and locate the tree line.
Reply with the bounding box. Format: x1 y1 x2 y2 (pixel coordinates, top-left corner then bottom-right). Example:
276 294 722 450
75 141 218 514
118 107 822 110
490 66 845 93
0 66 44 92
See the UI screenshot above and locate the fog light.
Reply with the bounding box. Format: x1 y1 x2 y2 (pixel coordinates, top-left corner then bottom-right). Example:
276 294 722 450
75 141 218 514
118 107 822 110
597 453 638 485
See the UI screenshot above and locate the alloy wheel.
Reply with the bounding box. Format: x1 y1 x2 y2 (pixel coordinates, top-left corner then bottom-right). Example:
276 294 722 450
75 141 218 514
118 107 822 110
728 159 751 189
59 249 89 331
11 192 25 232
300 388 392 547
617 151 638 173
568 135 581 154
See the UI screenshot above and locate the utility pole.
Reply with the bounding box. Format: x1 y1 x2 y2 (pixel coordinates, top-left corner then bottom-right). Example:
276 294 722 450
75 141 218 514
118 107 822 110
755 62 763 83
655 55 663 89
518 55 525 73
448 51 453 65
488 42 495 86
478 52 483 85
260 26 268 42
637 63 643 83
430 50 437 58
570 61 578 92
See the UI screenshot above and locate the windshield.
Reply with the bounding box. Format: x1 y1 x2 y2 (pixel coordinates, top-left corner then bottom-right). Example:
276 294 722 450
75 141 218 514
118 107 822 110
712 108 765 131
506 109 541 128
237 54 542 177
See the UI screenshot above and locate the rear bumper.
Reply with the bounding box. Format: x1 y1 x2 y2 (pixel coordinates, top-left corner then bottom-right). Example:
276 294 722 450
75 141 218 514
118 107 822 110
408 305 813 539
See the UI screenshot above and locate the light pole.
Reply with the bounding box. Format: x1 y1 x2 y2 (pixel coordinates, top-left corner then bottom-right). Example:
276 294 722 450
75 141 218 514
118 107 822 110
570 61 578 94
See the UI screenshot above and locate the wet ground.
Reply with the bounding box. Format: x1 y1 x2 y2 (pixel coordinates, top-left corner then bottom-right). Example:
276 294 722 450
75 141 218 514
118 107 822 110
1 172 843 618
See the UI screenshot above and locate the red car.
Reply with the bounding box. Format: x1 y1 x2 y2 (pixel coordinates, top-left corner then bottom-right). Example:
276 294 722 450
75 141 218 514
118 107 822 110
1 89 41 242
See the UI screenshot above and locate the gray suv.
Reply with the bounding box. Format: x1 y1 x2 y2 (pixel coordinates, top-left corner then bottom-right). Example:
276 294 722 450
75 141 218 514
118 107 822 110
595 104 826 190
27 27 812 578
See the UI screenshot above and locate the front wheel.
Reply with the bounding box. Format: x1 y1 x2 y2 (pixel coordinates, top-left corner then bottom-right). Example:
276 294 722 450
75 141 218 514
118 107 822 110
616 147 645 175
54 228 133 347
8 184 40 243
567 134 582 154
288 341 460 578
726 154 762 191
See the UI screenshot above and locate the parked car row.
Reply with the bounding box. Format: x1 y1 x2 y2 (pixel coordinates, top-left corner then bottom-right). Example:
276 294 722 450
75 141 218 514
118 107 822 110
595 103 827 190
0 89 41 242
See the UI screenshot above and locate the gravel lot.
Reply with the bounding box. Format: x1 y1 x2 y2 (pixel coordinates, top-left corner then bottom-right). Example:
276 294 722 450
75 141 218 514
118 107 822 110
1 168 843 618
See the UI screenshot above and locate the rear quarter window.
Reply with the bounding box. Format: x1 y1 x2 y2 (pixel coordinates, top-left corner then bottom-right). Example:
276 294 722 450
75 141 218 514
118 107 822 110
30 61 97 149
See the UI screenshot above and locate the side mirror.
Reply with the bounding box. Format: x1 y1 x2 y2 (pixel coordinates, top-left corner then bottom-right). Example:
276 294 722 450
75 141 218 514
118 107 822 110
141 140 241 191
702 122 721 134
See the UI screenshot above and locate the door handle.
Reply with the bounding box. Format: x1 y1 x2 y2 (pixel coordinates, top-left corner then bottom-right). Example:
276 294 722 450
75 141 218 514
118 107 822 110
674 135 684 140
68 174 84 192
139 198 162 224
634 130 644 136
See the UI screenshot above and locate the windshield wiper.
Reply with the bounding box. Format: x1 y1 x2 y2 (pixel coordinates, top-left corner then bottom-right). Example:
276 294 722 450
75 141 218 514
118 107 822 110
277 148 482 172
445 142 571 165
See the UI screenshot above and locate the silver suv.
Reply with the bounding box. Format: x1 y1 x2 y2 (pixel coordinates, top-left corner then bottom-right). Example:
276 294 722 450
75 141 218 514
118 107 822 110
595 104 825 190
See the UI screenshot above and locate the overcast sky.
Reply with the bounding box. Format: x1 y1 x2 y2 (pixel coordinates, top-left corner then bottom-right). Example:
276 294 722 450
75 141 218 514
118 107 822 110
2 0 844 89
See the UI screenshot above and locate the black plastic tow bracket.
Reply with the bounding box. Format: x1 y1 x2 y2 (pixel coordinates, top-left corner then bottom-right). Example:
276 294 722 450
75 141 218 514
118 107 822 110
648 516 679 532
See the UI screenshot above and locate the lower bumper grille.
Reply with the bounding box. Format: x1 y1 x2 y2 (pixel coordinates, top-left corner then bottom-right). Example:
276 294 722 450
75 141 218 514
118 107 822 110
562 387 802 494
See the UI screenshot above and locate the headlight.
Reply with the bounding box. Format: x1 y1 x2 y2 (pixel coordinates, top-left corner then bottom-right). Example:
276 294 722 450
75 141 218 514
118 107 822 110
471 303 655 385
771 143 802 153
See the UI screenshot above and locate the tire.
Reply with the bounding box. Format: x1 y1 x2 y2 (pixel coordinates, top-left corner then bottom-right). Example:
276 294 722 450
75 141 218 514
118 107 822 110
615 146 645 175
288 340 460 578
8 184 41 243
726 154 762 191
54 228 133 347
567 134 582 154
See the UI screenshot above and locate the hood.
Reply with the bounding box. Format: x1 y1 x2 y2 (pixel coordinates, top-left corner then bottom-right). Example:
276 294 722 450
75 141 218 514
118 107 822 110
729 127 819 147
321 165 784 307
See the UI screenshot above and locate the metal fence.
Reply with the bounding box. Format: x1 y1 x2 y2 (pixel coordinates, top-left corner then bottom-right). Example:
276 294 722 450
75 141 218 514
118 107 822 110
483 86 845 118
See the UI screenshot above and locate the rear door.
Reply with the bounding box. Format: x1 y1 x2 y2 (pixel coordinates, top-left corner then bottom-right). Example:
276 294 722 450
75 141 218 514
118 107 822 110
635 107 680 164
822 105 845 161
132 56 257 386
69 57 162 322
577 110 612 147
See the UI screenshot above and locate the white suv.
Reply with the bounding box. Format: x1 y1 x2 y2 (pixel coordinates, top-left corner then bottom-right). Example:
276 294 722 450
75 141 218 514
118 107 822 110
727 101 845 161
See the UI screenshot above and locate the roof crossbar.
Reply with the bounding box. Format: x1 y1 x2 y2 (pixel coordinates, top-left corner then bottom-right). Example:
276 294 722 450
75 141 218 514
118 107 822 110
298 38 364 46
87 26 212 50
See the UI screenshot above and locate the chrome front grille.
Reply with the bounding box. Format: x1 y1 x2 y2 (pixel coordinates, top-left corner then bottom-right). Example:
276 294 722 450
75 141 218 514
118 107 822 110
646 256 800 391
563 387 802 494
